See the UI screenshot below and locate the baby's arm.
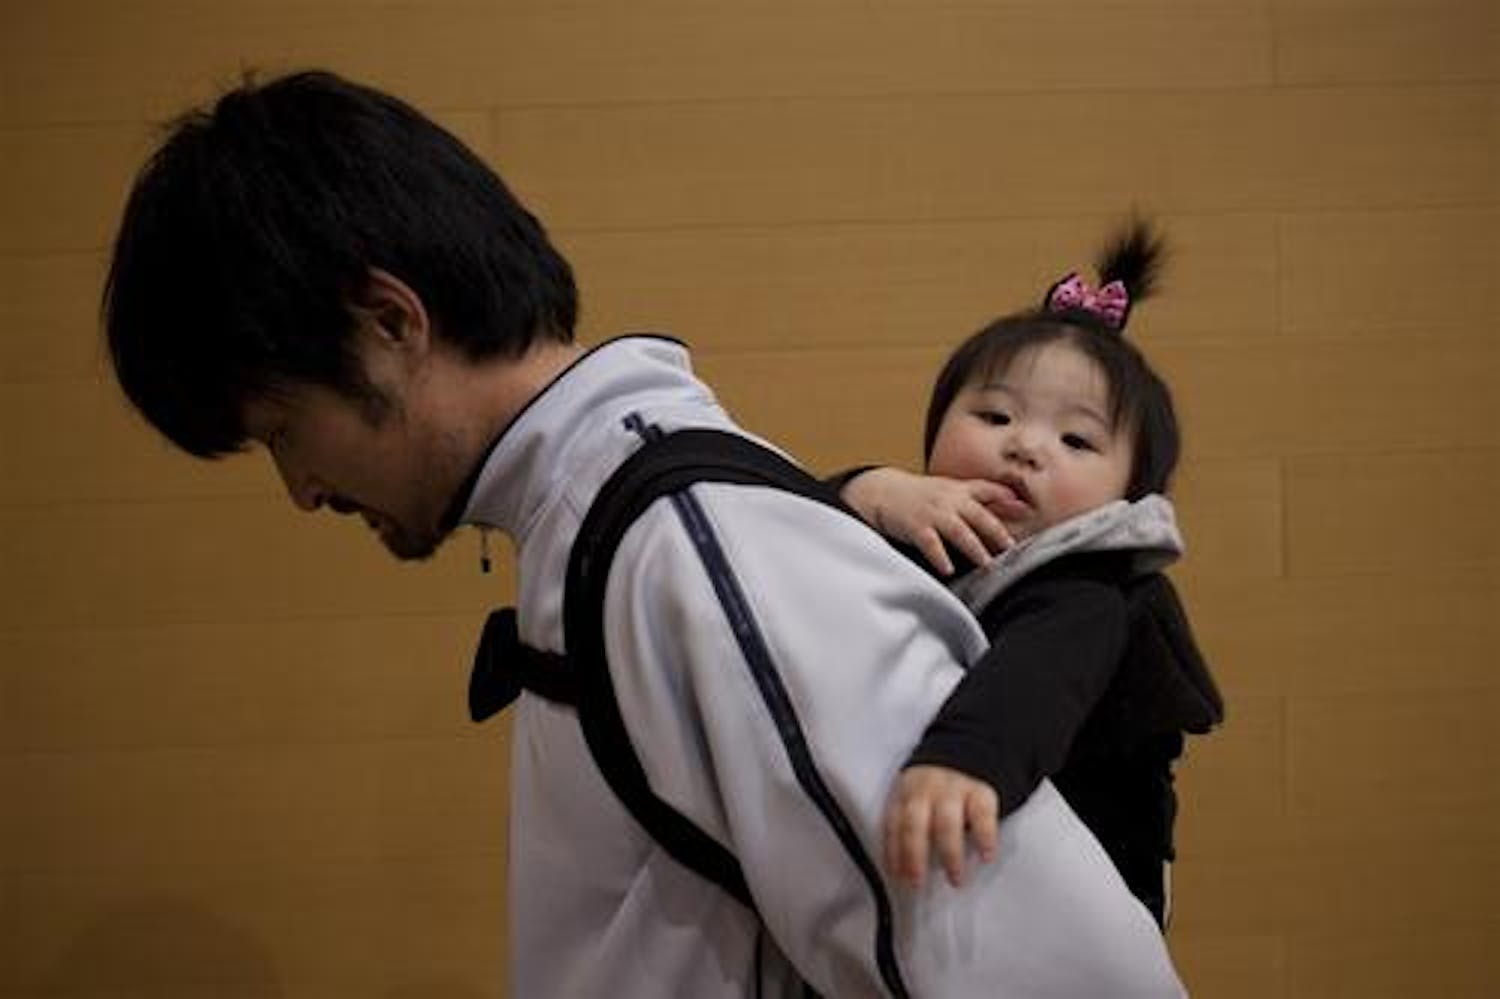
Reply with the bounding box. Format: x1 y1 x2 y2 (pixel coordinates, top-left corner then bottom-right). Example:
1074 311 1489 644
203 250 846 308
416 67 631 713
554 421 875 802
839 467 1013 575
887 571 1130 887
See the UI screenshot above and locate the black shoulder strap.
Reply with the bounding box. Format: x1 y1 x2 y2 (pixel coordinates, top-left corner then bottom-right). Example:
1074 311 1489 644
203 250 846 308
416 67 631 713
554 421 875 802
468 607 576 721
468 427 852 911
564 426 849 911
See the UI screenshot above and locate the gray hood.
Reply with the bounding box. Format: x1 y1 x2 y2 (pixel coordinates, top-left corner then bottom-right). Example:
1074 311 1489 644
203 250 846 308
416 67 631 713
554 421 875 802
950 494 1183 614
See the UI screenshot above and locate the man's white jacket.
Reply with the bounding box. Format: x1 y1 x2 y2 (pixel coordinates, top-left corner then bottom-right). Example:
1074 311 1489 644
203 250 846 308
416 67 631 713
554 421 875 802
462 336 1185 997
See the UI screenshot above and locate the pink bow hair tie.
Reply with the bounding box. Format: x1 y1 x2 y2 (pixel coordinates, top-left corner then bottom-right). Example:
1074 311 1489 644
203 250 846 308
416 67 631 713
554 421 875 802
1045 273 1129 328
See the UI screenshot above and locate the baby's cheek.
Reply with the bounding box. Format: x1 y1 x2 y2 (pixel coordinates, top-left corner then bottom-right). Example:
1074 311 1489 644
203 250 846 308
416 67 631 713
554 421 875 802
1045 481 1095 522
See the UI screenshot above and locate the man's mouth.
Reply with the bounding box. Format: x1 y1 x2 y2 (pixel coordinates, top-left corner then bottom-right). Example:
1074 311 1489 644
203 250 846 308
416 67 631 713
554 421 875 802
325 496 384 535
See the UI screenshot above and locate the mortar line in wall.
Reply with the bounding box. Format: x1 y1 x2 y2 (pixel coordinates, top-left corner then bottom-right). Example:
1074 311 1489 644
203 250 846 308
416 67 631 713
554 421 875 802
9 78 1491 135
3 845 511 882
2 202 1492 261
542 200 1499 240
488 77 1500 115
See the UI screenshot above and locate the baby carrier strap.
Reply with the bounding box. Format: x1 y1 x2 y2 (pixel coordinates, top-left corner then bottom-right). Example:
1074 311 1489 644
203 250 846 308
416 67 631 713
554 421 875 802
470 426 850 915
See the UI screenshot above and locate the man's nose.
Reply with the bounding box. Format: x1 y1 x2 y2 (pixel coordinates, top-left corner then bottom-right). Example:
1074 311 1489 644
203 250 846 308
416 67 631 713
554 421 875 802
271 453 327 511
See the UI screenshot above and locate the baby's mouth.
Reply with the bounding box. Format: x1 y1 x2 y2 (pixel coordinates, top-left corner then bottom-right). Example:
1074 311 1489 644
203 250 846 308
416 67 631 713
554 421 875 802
991 477 1033 518
997 475 1032 505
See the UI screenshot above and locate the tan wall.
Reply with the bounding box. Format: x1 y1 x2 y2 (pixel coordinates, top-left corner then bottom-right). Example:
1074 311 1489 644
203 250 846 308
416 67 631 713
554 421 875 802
3 2 1496 996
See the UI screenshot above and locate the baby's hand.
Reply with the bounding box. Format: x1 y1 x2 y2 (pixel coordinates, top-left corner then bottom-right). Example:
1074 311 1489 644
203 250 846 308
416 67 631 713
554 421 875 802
840 468 1013 575
883 764 1000 888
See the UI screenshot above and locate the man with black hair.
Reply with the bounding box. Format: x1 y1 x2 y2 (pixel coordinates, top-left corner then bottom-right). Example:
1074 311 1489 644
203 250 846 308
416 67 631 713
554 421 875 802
104 70 1184 997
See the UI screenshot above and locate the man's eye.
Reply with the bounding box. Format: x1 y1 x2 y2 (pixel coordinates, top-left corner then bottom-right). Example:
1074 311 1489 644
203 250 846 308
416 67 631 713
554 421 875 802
1062 433 1096 452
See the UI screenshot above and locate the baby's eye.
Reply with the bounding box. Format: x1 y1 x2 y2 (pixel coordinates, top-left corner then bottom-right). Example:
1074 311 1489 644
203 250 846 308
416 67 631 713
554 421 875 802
977 410 1010 426
1061 433 1096 452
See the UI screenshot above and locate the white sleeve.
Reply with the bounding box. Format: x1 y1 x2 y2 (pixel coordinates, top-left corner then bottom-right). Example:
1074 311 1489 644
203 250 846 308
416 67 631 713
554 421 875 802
605 483 1186 998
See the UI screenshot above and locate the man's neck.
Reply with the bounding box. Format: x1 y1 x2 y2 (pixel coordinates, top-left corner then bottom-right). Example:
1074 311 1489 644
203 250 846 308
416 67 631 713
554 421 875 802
433 337 587 535
485 339 589 437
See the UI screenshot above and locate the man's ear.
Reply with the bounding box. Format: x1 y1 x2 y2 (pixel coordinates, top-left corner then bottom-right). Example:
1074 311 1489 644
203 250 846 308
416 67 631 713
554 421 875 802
349 268 431 356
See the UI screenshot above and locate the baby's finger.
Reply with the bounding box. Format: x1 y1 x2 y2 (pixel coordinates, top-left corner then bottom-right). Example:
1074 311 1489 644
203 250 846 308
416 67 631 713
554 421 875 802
962 497 1014 553
931 796 969 888
941 517 994 570
965 787 1001 864
914 527 955 577
889 798 933 886
882 794 921 879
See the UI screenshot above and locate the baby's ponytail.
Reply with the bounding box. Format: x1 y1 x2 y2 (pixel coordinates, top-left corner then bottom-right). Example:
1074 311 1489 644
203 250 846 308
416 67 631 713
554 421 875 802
1043 217 1167 333
1096 217 1166 317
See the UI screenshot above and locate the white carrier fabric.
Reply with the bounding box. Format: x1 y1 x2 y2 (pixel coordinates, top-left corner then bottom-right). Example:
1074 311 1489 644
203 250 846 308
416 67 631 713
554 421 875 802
461 336 1186 998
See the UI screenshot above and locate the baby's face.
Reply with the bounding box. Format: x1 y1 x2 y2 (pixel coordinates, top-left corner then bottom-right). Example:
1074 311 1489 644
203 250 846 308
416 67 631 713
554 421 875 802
927 341 1134 540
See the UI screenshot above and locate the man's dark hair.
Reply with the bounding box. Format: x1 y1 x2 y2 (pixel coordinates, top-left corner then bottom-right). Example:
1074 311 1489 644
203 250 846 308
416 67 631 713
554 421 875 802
104 70 578 457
